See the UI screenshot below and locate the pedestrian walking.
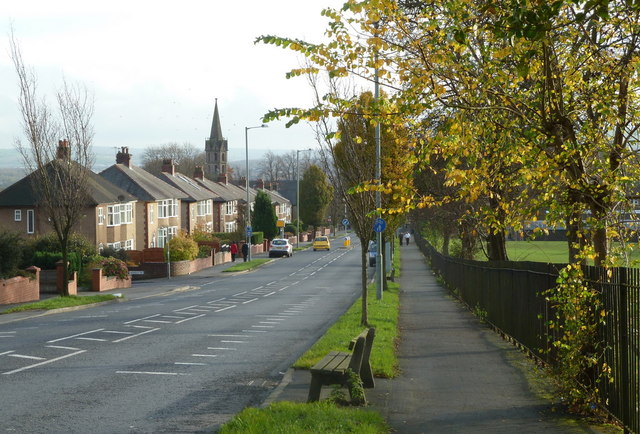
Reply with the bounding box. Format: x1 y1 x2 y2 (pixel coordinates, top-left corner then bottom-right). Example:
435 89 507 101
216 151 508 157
230 241 238 262
241 241 249 262
404 232 410 246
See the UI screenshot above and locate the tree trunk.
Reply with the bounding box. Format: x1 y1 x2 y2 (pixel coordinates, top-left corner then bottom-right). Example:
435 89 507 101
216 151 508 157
442 230 451 256
486 231 508 261
361 246 369 326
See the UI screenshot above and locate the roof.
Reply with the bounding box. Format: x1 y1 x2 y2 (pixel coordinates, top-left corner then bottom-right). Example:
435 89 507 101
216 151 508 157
100 164 186 201
193 177 257 203
0 160 137 207
156 171 214 202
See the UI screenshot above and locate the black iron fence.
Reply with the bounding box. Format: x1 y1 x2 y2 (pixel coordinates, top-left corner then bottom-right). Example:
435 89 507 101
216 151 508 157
414 234 639 433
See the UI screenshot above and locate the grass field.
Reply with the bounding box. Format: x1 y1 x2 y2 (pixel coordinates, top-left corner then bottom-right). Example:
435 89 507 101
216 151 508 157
505 241 569 263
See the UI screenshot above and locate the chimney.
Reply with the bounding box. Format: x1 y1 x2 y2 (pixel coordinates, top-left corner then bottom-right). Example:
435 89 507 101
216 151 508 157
56 139 70 160
162 159 175 176
256 178 265 190
193 166 204 180
239 176 247 187
116 146 132 167
217 173 228 184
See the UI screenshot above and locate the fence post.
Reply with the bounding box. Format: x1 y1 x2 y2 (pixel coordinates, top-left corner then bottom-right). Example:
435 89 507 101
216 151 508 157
618 267 630 434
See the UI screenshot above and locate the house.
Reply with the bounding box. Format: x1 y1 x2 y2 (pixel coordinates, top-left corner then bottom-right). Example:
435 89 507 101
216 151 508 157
100 147 185 248
0 141 138 251
253 179 293 223
192 167 248 233
156 160 215 234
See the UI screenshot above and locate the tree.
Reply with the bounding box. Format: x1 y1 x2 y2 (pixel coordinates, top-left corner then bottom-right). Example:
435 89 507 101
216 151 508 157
256 150 283 182
10 33 95 296
142 142 205 177
299 165 334 236
251 190 278 240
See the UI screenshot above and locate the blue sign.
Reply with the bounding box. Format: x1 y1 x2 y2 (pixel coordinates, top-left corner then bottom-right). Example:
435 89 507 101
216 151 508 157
246 226 252 232
373 217 386 233
342 218 350 226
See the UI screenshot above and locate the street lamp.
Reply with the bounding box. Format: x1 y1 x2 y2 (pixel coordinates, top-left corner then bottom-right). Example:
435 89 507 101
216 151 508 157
296 148 312 249
245 124 267 262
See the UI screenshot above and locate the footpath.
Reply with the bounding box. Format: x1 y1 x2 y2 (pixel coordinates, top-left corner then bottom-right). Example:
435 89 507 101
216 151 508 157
265 241 602 433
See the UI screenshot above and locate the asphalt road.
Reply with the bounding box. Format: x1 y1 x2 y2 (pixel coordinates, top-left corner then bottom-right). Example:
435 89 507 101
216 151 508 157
0 243 363 433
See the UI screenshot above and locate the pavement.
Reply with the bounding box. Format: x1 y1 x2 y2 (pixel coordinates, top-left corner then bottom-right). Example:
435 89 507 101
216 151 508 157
263 241 603 433
1 239 604 432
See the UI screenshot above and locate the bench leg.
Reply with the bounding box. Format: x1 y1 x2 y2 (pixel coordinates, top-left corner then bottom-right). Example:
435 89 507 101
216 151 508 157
360 361 375 389
307 374 323 402
347 379 366 405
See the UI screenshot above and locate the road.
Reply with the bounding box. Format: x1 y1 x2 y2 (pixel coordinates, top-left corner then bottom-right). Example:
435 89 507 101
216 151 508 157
0 241 364 433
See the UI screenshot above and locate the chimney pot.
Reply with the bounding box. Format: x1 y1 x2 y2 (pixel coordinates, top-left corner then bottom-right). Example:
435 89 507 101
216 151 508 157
162 159 175 176
116 146 132 167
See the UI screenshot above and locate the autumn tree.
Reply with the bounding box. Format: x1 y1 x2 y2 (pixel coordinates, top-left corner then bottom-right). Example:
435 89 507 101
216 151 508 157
299 164 334 235
251 190 278 240
10 33 95 296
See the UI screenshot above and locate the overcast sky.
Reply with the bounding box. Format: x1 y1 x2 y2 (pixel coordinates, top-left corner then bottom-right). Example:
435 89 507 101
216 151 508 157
0 1 345 162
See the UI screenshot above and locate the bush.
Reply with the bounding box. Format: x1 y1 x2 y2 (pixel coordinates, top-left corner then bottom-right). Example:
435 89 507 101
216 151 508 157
100 247 128 261
197 245 212 258
86 257 129 281
251 231 264 245
0 229 24 279
32 251 63 270
165 234 199 261
284 224 297 235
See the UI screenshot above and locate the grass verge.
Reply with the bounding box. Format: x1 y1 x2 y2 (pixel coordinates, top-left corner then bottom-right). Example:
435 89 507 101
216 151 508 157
218 401 389 433
222 258 271 272
1 294 119 314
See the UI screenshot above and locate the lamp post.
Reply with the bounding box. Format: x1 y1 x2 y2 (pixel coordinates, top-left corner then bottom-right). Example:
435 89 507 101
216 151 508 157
296 148 312 249
245 124 267 262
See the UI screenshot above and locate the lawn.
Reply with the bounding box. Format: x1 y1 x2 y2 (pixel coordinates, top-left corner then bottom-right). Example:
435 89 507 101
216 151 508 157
1 294 119 314
505 241 569 263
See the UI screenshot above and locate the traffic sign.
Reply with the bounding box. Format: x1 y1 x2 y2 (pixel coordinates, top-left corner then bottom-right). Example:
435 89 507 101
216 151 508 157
373 217 386 233
342 218 350 226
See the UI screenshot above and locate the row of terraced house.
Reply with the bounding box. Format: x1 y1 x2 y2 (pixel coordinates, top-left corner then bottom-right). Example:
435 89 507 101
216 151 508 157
0 102 292 250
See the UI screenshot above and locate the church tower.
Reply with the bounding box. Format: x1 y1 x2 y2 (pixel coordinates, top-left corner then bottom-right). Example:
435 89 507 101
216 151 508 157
205 99 228 180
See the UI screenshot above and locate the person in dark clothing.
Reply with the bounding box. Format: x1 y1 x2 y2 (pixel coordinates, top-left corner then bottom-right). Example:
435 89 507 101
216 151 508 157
241 241 249 262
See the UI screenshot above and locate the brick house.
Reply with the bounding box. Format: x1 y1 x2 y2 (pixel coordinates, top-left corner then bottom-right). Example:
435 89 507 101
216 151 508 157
100 147 184 248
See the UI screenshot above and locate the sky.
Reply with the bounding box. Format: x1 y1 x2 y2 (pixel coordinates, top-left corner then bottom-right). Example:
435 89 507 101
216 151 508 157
0 0 346 163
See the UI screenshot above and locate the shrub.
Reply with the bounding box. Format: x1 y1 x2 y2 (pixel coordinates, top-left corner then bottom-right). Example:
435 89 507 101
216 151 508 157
165 234 199 261
100 246 128 261
251 231 264 245
197 245 211 258
91 257 129 280
0 229 24 279
32 251 63 270
284 224 297 235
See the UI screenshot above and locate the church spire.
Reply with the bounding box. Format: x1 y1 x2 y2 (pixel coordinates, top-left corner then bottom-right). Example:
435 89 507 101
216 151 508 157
209 98 223 142
204 99 229 179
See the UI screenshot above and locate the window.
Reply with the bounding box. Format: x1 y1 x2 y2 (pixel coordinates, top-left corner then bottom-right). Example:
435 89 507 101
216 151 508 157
124 239 134 250
98 208 104 225
158 199 178 218
27 210 34 234
207 200 212 215
108 203 133 226
157 226 178 248
14 210 22 221
225 200 236 215
149 203 154 223
107 241 122 250
197 200 208 216
224 222 236 233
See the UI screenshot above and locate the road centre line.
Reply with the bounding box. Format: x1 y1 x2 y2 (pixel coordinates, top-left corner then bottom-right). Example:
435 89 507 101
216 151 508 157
215 305 236 313
175 362 207 365
125 314 161 324
242 298 258 304
266 281 278 286
259 321 278 324
174 305 200 312
175 314 206 324
180 308 210 312
46 345 80 350
116 370 190 376
252 325 273 328
8 354 46 360
263 291 276 297
112 327 160 343
128 325 155 329
101 330 134 335
3 350 86 375
207 297 227 304
48 329 105 343
157 315 185 319
252 286 264 290
192 354 217 358
76 337 108 342
207 347 237 350
242 329 266 333
208 334 250 338
233 291 248 296
221 340 245 343
143 319 173 324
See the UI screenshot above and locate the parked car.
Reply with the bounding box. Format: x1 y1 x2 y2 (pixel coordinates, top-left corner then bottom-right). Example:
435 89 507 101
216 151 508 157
312 236 331 251
269 239 293 258
368 240 377 267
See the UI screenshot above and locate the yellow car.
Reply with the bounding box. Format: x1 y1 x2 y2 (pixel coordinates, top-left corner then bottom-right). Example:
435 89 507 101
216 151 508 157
312 236 331 251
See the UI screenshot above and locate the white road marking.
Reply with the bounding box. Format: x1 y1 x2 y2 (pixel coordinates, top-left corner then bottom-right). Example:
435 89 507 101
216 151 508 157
263 291 276 297
175 362 207 365
233 291 248 296
46 345 80 350
48 329 104 343
215 305 236 313
252 325 274 328
8 354 46 360
76 337 108 342
259 321 278 325
243 329 267 333
242 298 258 304
221 340 245 344
3 350 86 375
192 354 217 358
0 351 15 356
124 314 161 324
175 314 206 323
116 371 190 376
207 347 237 351
112 327 160 343
143 319 173 324
174 305 200 312
101 330 134 335
208 334 250 338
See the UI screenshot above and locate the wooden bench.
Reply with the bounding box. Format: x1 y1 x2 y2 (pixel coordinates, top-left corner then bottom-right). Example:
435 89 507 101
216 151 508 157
307 328 375 403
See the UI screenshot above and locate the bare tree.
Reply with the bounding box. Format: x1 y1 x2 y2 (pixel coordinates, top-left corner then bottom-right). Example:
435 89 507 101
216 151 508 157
10 32 95 296
141 142 205 176
256 150 283 182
